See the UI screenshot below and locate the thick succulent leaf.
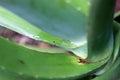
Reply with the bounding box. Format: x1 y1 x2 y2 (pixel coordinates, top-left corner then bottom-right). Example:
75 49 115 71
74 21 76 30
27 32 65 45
87 0 116 61
91 22 120 77
0 0 115 61
93 52 120 80
92 14 120 80
0 37 107 80
112 21 120 62
0 0 90 58
114 11 120 23
0 0 89 42
0 7 77 49
0 69 23 80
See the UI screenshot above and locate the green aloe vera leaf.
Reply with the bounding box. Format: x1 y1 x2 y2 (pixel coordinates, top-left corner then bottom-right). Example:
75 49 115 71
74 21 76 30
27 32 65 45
0 37 107 80
87 0 116 62
91 21 120 77
0 0 90 58
93 51 120 80
112 21 120 62
0 0 116 61
0 69 24 80
0 0 89 43
0 6 76 49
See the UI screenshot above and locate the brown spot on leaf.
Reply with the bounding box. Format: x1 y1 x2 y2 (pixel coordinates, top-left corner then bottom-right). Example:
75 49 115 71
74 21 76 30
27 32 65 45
66 51 90 64
79 58 89 64
53 41 56 43
19 60 25 64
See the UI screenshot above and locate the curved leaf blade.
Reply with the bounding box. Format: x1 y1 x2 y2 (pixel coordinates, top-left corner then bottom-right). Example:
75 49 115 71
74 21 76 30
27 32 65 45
0 37 106 79
0 0 91 58
0 6 77 48
0 0 90 47
87 0 116 61
93 53 120 80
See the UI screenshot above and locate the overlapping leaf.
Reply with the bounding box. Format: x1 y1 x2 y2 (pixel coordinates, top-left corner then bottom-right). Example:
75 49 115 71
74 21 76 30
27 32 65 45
0 0 118 79
87 0 116 61
93 52 120 80
0 37 106 80
0 0 90 58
